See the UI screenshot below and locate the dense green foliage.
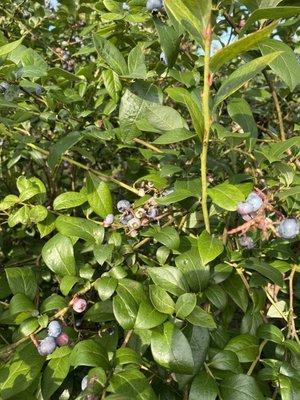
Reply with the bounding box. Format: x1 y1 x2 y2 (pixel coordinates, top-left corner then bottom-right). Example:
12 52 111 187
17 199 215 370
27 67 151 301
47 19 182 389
0 0 300 399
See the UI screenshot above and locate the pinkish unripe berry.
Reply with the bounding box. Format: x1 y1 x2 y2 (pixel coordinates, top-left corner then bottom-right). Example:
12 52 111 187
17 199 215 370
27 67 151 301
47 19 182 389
73 298 87 313
55 332 69 346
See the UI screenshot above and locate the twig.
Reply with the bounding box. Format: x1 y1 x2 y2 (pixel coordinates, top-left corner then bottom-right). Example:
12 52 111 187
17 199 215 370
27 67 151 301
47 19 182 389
247 339 268 375
287 264 299 342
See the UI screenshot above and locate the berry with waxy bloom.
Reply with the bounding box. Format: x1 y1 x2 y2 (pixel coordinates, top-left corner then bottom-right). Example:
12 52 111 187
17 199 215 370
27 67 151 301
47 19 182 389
246 192 263 212
160 51 168 66
73 298 87 313
37 336 57 356
81 375 89 391
47 320 62 338
239 235 255 249
237 201 254 216
117 199 131 212
146 0 163 11
277 218 300 239
103 214 114 227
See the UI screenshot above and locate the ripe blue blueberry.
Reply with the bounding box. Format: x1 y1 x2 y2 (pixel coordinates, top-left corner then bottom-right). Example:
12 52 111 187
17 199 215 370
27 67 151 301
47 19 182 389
47 320 62 337
237 201 254 215
146 0 163 11
37 336 57 356
81 375 89 391
147 207 158 219
120 214 133 225
160 51 168 66
239 235 255 249
103 214 114 227
117 199 131 212
122 2 130 10
35 85 43 96
246 192 263 212
277 218 300 239
0 82 9 92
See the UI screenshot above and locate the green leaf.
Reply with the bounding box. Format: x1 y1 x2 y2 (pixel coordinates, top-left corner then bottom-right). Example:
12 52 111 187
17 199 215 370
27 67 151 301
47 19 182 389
93 34 128 75
210 22 276 72
0 37 24 57
42 233 76 276
84 300 114 322
70 339 109 369
243 259 283 286
208 182 245 211
223 274 249 312
53 191 86 210
156 188 193 205
164 0 210 45
228 98 258 140
142 105 187 132
189 371 218 400
154 18 181 68
224 334 259 363
209 350 242 373
257 324 284 344
166 87 203 138
184 325 210 373
48 131 82 169
153 128 196 145
277 186 300 200
40 294 67 313
214 52 281 109
220 374 264 400
153 226 180 250
29 205 47 223
175 293 197 319
0 343 44 399
86 173 113 218
259 39 300 91
151 322 194 374
186 306 217 329
127 45 147 78
108 369 157 400
135 301 167 330
148 266 189 297
9 293 35 320
175 247 210 292
149 285 175 315
55 215 104 244
242 7 300 32
102 69 122 102
197 230 223 265
5 267 37 300
95 276 118 301
115 348 142 366
205 284 228 309
255 136 300 163
60 275 80 296
41 347 71 400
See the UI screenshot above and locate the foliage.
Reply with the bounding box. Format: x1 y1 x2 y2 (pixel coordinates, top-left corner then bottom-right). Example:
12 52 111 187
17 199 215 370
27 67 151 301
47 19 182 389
0 0 300 399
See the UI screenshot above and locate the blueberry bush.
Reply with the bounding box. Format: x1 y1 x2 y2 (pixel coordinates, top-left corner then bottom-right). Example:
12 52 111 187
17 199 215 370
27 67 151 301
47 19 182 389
0 0 300 399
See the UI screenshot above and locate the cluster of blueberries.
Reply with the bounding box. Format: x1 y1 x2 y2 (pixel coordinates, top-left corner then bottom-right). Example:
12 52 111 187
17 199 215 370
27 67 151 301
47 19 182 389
0 81 43 97
103 199 158 237
237 191 299 249
37 297 87 356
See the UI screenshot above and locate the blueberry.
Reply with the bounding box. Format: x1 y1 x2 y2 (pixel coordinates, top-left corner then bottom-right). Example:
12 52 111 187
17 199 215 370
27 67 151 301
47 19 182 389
103 214 114 227
239 235 255 249
147 207 158 219
55 332 69 346
117 199 131 212
277 218 300 239
120 214 133 225
122 2 130 10
146 0 163 11
106 326 115 336
237 202 254 216
127 217 141 230
160 51 168 66
73 298 87 313
81 375 89 391
0 82 9 92
47 320 62 338
246 192 263 212
161 188 174 197
37 336 57 356
35 85 43 96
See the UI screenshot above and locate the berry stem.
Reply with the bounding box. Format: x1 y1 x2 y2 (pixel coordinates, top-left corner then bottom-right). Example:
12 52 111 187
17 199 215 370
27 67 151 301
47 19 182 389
200 24 212 233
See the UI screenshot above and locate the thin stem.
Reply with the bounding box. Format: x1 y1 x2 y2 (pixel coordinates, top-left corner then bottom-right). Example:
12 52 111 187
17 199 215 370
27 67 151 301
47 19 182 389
133 138 163 154
200 24 212 233
287 264 299 342
247 339 268 375
0 127 140 196
262 70 286 141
